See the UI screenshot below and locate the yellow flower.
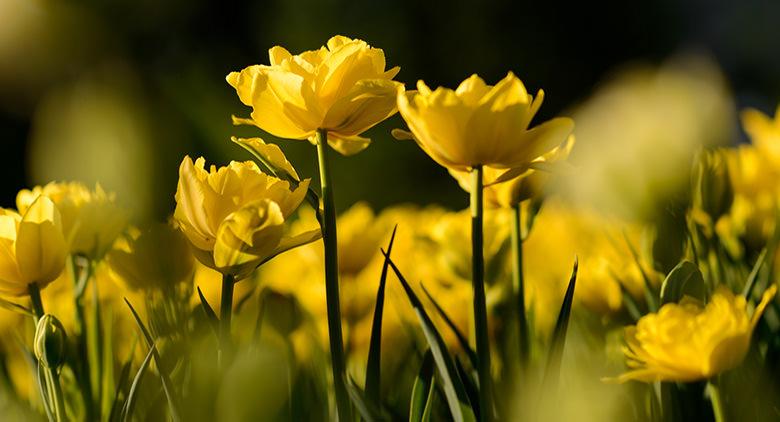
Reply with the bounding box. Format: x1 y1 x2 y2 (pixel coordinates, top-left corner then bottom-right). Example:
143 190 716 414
616 285 777 383
741 104 780 168
227 35 402 156
397 73 573 174
106 223 195 291
0 196 67 296
173 156 319 278
17 182 128 259
451 135 576 207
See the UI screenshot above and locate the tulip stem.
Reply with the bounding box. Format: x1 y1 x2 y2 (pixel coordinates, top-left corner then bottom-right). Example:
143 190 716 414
315 128 352 421
219 274 235 368
29 282 45 321
511 203 529 370
707 380 726 422
66 256 94 422
47 367 66 422
471 165 493 422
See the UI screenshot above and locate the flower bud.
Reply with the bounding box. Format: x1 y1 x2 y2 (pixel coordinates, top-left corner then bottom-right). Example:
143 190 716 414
692 149 733 220
34 314 67 370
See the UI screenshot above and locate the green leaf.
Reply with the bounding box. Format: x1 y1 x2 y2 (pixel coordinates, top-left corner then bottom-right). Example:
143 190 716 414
345 376 385 422
196 286 219 339
420 284 477 368
543 257 578 393
421 378 437 422
381 249 476 422
108 339 137 422
623 231 659 311
409 350 434 422
365 225 397 407
454 358 480 420
660 261 706 305
120 344 156 422
124 299 181 422
0 297 33 317
742 248 767 298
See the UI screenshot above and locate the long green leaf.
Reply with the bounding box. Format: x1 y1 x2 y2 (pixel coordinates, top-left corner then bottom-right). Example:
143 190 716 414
421 378 437 422
420 283 478 368
381 249 476 422
660 261 705 305
365 225 397 406
542 257 578 393
109 338 138 422
623 231 659 311
409 350 434 422
0 297 33 317
120 344 156 422
454 358 480 420
196 286 219 339
345 376 384 422
124 299 181 422
742 248 767 298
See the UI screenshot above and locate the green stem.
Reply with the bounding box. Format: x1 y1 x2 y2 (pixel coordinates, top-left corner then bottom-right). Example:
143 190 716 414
471 165 492 422
315 128 351 421
511 204 529 370
707 380 726 422
219 274 235 368
48 368 66 422
29 282 45 320
67 257 95 421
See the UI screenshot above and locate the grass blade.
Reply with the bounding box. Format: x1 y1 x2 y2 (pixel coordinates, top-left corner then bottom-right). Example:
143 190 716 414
124 298 181 422
109 339 138 422
0 297 33 317
380 249 476 422
409 350 434 422
196 286 219 339
542 257 578 393
365 225 397 406
623 231 659 311
660 261 705 305
420 283 478 368
345 376 384 422
120 344 156 422
742 248 767 298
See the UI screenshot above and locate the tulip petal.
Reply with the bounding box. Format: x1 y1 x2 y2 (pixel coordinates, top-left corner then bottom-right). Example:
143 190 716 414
323 79 401 138
15 196 66 286
231 137 300 180
213 200 285 275
262 229 323 266
325 134 372 156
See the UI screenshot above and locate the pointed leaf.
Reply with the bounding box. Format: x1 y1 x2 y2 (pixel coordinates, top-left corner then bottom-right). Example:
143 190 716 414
660 261 706 305
409 350 434 422
0 297 33 317
420 283 477 368
120 344 156 422
365 225 397 406
345 376 384 422
543 257 578 392
381 249 476 422
742 248 767 298
196 286 219 339
109 339 137 422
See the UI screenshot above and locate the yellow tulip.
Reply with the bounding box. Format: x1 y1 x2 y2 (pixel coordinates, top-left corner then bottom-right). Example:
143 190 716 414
0 196 67 296
227 35 402 156
616 285 777 383
17 182 128 259
173 156 319 278
741 104 780 167
106 223 195 291
397 73 574 175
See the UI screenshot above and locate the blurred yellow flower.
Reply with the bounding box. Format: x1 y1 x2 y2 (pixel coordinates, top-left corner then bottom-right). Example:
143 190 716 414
106 223 195 291
616 285 777 383
397 73 573 174
0 196 67 296
741 104 780 167
17 182 128 259
174 156 319 278
227 35 401 156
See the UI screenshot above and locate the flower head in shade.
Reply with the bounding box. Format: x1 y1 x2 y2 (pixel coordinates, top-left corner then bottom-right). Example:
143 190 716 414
106 223 195 292
227 35 402 156
173 156 320 278
396 73 573 177
615 285 777 383
17 182 128 259
741 104 780 168
0 197 67 296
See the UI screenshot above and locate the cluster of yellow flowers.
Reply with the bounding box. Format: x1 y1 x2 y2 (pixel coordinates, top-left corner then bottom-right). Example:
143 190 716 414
1 35 779 421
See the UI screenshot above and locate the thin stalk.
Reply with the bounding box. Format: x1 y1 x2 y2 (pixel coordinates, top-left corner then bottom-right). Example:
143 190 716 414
219 274 235 368
511 203 529 370
707 380 726 422
471 165 492 422
29 282 44 320
315 128 351 421
66 256 94 421
48 368 66 422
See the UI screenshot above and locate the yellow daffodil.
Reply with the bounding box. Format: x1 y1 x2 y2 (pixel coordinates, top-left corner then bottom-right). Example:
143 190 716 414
741 105 780 167
173 156 320 278
616 285 777 383
396 72 574 176
106 223 195 291
17 182 128 259
0 196 67 296
227 35 402 156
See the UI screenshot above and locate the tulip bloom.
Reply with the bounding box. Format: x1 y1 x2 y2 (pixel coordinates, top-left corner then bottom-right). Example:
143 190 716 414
616 285 777 382
17 182 128 260
397 73 574 175
173 156 319 278
227 35 402 155
0 196 67 296
106 223 195 291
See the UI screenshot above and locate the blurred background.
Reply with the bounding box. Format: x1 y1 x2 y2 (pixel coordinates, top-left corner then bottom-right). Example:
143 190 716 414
1 0 779 220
